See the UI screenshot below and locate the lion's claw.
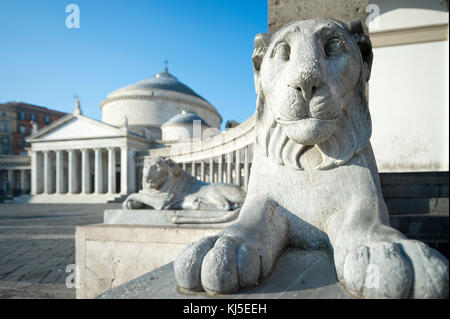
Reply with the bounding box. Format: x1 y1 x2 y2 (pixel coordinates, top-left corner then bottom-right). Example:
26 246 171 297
174 235 261 294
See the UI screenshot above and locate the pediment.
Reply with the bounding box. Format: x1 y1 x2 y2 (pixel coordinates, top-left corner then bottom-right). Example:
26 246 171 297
32 115 125 141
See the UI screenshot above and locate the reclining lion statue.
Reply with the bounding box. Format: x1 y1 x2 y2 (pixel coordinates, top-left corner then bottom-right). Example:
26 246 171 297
174 19 449 298
123 157 246 215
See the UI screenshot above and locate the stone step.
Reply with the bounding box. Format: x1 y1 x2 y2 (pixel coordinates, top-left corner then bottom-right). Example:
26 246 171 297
379 171 449 186
381 184 449 198
6 194 123 204
386 197 449 215
390 214 449 242
389 214 449 258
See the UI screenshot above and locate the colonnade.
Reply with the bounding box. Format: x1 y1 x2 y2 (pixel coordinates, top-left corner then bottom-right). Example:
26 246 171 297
31 147 136 195
179 145 252 190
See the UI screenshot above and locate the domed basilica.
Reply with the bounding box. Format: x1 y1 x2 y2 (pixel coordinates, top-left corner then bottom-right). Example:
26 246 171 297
23 67 225 202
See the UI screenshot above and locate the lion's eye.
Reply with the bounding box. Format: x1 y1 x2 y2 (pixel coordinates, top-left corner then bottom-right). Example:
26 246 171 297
324 38 344 56
272 42 290 61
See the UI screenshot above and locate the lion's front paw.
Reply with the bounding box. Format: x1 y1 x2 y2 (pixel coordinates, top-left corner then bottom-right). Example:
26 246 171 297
174 235 261 294
342 240 448 299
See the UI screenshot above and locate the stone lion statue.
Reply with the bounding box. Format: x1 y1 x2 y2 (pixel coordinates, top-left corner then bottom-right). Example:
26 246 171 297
122 157 246 215
174 19 449 298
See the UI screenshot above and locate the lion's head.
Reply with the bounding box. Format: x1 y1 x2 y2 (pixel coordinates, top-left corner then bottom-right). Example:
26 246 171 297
252 19 373 170
142 157 182 191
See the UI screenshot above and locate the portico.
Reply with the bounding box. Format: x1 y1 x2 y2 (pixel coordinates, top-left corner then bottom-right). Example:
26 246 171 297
26 112 152 203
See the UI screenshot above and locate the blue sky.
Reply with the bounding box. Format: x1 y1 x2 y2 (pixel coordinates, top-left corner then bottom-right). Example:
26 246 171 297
0 0 268 127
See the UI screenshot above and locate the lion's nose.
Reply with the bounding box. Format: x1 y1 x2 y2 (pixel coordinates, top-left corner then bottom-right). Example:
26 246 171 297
291 67 321 102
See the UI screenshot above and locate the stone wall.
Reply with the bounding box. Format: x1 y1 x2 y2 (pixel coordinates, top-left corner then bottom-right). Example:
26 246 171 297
268 0 369 34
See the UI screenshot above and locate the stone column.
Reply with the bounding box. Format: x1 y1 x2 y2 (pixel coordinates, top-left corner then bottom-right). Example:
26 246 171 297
95 148 103 194
244 146 249 191
120 147 128 195
81 149 91 194
209 158 214 183
31 151 38 195
218 155 223 183
20 170 27 194
120 147 136 194
68 150 77 194
235 149 241 186
128 149 136 194
43 151 52 194
7 169 14 197
191 161 196 178
200 160 205 181
108 148 116 194
55 151 64 194
226 153 232 184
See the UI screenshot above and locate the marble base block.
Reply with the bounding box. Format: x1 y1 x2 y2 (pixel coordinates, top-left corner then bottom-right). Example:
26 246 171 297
75 223 225 299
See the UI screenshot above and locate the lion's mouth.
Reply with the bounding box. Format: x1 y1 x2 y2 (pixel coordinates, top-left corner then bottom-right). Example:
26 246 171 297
276 116 337 126
275 116 339 145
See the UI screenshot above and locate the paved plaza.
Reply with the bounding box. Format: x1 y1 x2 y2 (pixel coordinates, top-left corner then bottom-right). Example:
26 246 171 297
0 203 121 299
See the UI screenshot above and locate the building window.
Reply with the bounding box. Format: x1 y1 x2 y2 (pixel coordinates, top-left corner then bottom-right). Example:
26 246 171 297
1 136 9 147
19 112 27 121
19 125 27 135
44 116 51 124
30 113 37 122
19 138 26 147
1 112 6 117
1 122 9 133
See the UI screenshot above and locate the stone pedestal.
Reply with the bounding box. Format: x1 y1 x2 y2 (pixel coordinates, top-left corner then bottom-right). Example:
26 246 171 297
96 248 355 299
75 222 226 299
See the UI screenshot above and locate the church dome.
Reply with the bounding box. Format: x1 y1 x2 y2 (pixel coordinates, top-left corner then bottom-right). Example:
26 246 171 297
100 66 222 140
164 111 209 126
116 69 206 101
161 111 212 143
